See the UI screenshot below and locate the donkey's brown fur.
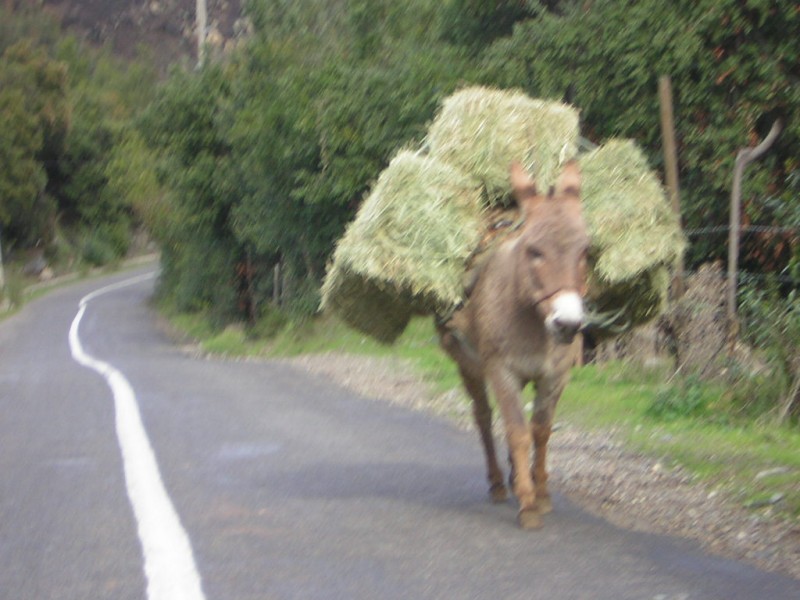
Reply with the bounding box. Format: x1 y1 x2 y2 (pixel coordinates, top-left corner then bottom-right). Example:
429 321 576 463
438 161 589 529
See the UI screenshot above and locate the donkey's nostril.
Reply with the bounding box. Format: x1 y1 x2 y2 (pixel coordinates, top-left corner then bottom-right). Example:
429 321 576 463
547 292 584 342
554 318 580 335
550 317 581 344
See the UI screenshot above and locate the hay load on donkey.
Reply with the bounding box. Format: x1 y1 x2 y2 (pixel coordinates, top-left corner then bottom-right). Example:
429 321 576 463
577 138 686 336
426 87 580 201
321 86 685 344
320 151 485 342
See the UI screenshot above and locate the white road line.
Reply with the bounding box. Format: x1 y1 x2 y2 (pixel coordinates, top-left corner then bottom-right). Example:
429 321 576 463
68 272 206 600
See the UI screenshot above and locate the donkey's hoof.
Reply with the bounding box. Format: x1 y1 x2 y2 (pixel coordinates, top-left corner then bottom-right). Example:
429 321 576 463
489 483 509 503
536 496 553 514
517 508 542 530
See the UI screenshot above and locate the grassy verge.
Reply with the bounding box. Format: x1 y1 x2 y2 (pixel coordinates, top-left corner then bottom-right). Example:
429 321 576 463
172 311 800 522
559 362 800 520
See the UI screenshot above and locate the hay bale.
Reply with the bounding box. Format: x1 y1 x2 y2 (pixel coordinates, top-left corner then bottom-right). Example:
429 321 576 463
320 263 415 343
585 266 671 339
320 150 484 342
579 139 685 335
426 86 579 201
579 139 685 283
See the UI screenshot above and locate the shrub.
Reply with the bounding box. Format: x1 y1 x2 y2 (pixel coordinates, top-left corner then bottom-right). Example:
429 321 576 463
647 375 711 421
249 305 290 339
738 283 800 424
78 218 131 265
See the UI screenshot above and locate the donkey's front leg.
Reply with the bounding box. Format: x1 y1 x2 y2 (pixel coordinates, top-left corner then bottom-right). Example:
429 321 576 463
487 368 539 529
531 374 569 515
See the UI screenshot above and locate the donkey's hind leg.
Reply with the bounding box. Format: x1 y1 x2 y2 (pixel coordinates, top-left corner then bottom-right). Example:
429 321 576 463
460 370 507 503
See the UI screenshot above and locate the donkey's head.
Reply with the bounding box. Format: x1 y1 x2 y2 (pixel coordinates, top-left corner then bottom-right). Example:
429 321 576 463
510 161 590 344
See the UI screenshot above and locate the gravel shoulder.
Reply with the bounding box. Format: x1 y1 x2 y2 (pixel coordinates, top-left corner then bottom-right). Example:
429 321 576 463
282 351 800 580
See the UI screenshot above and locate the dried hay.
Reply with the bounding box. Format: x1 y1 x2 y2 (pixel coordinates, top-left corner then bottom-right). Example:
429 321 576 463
585 266 672 339
579 139 685 335
579 139 685 284
426 86 579 202
320 150 483 342
319 263 415 343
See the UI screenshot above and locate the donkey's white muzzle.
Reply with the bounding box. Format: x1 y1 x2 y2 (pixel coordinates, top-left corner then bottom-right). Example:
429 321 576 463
545 291 584 343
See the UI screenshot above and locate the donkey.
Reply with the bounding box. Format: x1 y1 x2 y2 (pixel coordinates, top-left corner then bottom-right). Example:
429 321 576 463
437 161 589 529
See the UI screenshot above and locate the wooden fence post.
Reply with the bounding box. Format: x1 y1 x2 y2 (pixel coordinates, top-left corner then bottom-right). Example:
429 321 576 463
273 262 281 306
658 75 685 298
726 119 782 350
0 226 5 299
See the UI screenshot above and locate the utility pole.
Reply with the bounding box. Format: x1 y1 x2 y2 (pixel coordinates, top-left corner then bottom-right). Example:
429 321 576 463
196 0 208 67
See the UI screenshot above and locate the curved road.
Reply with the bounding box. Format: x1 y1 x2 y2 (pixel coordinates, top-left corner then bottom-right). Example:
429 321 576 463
1 267 798 600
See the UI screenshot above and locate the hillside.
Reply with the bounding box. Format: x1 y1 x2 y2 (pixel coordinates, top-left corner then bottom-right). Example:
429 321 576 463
23 0 244 69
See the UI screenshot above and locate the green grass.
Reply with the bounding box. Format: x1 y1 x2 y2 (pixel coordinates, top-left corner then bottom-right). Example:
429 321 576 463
559 362 800 520
178 311 466 392
170 311 800 522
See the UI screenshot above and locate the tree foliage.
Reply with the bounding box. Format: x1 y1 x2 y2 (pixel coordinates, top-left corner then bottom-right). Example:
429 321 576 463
6 1 795 326
0 7 158 264
0 39 68 245
481 0 799 274
138 64 240 318
138 0 799 325
142 0 473 319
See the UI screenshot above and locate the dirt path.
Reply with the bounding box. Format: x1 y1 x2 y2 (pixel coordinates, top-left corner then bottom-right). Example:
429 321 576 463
283 351 800 580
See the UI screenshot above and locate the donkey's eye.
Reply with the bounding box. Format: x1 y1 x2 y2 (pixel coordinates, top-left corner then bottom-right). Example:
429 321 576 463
527 247 544 260
585 247 597 267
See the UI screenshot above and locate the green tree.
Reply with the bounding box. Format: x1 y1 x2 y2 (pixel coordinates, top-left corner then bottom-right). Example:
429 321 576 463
139 64 241 318
228 1 473 316
438 0 538 53
105 129 165 239
0 86 46 244
0 39 68 246
0 7 157 267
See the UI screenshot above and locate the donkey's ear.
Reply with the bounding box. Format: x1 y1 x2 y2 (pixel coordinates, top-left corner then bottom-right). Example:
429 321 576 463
510 161 538 201
555 160 581 198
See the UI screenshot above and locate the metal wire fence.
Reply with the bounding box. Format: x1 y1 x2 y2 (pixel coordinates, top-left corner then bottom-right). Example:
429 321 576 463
677 223 799 421
684 224 800 287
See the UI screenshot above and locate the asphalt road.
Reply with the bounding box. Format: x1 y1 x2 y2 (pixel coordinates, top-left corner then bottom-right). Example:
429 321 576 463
1 267 798 600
